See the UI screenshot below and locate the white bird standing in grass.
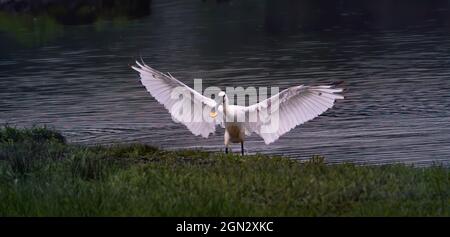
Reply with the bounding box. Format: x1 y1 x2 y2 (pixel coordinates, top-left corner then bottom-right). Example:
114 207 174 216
132 61 344 155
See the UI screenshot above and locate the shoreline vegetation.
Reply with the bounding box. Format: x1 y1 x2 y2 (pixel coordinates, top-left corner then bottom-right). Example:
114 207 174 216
0 126 448 216
0 0 152 46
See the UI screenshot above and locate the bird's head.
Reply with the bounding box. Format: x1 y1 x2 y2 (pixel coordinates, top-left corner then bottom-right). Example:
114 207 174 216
218 91 226 104
210 91 226 119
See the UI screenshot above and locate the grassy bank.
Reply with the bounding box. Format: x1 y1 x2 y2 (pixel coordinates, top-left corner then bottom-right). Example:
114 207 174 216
0 126 448 216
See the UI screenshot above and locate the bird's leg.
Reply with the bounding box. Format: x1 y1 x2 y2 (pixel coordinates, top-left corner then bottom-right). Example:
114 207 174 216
241 142 244 156
225 142 230 154
224 132 229 154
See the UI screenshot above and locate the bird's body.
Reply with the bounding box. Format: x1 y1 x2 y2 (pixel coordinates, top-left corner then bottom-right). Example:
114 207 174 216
132 61 344 155
225 121 245 144
224 109 245 145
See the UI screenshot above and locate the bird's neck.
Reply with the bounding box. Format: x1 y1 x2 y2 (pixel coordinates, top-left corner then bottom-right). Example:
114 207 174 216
223 97 229 115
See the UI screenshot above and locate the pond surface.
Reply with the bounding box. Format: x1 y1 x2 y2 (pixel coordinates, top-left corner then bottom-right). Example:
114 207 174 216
1 0 450 166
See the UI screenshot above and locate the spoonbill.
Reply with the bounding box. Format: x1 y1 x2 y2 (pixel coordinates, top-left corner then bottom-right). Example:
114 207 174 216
132 62 344 155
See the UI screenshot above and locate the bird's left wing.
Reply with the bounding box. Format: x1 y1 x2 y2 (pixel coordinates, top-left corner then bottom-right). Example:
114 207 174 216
243 85 344 144
132 61 219 138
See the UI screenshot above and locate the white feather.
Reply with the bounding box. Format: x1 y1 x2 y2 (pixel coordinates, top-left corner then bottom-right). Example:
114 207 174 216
244 85 344 144
132 61 219 138
132 63 344 146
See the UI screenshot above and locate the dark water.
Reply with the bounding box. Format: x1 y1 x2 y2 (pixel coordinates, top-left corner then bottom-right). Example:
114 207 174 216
1 0 450 166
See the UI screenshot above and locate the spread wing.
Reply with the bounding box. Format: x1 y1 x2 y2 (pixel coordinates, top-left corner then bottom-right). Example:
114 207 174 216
244 85 344 144
132 61 220 138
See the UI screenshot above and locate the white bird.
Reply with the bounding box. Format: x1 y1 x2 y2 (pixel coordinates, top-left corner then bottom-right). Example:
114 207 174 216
132 61 344 155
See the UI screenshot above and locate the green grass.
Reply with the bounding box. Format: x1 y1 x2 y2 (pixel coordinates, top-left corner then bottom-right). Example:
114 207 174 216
0 126 448 216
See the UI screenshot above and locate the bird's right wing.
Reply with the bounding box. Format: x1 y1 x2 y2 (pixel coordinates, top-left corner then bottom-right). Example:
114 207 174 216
244 85 344 144
132 61 220 138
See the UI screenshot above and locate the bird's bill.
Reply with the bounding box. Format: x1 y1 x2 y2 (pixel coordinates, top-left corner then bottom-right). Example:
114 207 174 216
209 111 218 118
210 104 219 118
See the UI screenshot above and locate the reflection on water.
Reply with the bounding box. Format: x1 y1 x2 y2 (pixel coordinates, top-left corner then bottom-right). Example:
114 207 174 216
1 0 450 166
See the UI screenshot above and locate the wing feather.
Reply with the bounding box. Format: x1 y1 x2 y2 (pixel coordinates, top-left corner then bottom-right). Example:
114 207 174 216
244 85 344 144
132 62 218 138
